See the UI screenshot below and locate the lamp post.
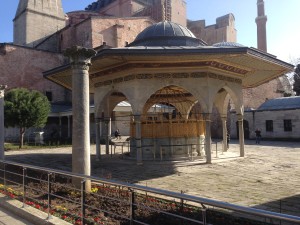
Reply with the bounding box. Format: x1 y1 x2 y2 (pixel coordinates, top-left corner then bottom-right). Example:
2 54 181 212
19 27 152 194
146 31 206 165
0 85 7 160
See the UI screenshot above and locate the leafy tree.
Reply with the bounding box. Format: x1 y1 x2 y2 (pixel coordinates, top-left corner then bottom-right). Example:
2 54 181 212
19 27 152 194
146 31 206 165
4 88 50 148
293 64 300 96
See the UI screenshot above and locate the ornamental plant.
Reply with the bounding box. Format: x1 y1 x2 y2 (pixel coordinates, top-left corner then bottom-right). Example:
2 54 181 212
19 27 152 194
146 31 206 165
4 88 50 148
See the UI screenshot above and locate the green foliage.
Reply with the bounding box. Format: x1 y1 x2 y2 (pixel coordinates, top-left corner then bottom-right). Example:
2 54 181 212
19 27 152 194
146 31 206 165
4 88 50 148
4 88 50 128
293 64 300 96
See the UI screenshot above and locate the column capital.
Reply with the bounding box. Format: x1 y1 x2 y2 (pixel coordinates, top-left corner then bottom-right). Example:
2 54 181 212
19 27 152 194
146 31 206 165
221 115 227 120
64 46 96 70
0 85 7 98
237 114 244 121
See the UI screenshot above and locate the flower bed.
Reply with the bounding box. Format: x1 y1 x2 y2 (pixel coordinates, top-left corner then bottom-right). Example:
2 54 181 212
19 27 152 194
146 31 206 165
0 183 274 225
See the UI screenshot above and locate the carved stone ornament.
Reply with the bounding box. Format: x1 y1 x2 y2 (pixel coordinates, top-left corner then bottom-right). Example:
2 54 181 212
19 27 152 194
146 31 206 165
64 46 96 70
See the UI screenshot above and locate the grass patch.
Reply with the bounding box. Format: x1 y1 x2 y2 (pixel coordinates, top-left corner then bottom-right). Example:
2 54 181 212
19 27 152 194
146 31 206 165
4 142 72 151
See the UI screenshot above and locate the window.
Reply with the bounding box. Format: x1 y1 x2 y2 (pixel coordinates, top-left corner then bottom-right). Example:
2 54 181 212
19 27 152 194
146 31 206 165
266 120 273 132
45 91 52 102
284 119 292 132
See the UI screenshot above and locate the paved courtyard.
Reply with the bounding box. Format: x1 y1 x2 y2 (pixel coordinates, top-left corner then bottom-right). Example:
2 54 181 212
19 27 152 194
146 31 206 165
4 139 300 217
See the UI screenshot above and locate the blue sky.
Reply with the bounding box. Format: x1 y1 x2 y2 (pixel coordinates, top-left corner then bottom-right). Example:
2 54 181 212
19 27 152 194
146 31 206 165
1 0 299 62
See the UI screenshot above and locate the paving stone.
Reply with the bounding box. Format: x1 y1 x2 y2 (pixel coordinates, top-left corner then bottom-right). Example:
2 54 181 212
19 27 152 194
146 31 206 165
4 139 300 217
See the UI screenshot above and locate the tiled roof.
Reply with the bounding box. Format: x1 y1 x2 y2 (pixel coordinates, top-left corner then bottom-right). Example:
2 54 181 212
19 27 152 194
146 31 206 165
51 104 72 113
257 96 300 111
213 42 245 48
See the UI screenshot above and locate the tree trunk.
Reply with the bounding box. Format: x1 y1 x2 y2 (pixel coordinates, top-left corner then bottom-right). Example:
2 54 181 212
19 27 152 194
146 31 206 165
19 127 25 149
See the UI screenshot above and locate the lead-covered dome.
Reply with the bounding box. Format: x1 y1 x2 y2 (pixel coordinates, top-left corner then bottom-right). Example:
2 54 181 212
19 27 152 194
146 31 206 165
128 21 207 47
213 42 245 48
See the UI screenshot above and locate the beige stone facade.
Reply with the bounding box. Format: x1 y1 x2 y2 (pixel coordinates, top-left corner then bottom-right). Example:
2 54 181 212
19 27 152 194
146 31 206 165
188 14 237 45
231 104 300 140
13 0 66 47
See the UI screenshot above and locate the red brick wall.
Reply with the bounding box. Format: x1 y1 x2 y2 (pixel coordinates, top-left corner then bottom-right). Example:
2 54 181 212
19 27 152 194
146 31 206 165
0 44 68 103
170 0 187 27
98 0 132 17
59 17 153 50
243 79 283 109
91 17 153 48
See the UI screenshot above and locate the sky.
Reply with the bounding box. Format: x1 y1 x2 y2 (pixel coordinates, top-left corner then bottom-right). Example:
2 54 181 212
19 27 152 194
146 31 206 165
0 0 300 63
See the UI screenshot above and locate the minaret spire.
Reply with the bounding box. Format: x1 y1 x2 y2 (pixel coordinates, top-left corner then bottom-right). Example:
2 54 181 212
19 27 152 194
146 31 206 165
256 0 267 52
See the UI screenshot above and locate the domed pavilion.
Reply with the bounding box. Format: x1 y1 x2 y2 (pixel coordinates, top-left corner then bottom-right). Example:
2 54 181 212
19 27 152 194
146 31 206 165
45 21 293 168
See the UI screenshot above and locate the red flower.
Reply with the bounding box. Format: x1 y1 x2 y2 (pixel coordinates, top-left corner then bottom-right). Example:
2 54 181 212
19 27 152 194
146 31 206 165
75 219 82 225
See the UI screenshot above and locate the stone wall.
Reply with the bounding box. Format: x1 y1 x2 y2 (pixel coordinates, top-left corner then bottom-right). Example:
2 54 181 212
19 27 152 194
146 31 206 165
90 0 187 27
14 0 66 47
59 17 153 50
230 108 300 140
0 44 68 103
170 0 187 27
188 14 236 45
243 79 283 109
98 0 132 17
35 31 61 52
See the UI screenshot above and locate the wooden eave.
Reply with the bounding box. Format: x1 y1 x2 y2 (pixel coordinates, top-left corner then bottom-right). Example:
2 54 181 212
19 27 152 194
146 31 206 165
43 47 294 93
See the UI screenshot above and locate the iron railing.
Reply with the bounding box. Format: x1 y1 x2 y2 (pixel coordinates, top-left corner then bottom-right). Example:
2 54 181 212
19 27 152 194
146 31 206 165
0 160 299 225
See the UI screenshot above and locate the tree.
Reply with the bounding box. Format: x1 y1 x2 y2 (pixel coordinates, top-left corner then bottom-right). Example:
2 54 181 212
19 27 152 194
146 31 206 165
4 88 50 148
293 64 300 96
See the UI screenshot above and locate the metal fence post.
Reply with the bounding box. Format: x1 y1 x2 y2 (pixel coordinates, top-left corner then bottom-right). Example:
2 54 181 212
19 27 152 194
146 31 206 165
3 163 6 187
202 208 207 225
180 190 184 213
22 168 27 208
81 179 86 224
280 200 282 225
130 189 135 225
121 144 124 158
47 173 52 220
110 143 113 158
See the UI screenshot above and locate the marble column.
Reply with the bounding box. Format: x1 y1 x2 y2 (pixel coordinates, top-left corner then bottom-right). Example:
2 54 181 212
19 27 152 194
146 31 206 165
109 117 112 139
222 117 227 152
134 114 143 165
64 46 96 191
0 85 7 160
238 114 245 157
104 118 110 155
205 114 212 164
95 118 101 161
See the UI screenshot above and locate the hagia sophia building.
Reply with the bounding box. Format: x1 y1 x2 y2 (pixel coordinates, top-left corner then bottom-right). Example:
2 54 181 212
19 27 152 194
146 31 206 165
0 0 294 141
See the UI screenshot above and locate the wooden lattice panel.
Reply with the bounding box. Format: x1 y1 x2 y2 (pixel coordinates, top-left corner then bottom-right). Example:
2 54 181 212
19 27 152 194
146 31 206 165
130 120 205 138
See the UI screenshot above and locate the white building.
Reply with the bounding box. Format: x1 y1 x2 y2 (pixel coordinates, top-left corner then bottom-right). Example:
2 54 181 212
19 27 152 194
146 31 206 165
231 96 300 140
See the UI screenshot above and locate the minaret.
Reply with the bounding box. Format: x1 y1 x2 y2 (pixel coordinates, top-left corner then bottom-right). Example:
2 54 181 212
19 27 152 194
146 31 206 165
256 0 267 52
13 0 66 47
